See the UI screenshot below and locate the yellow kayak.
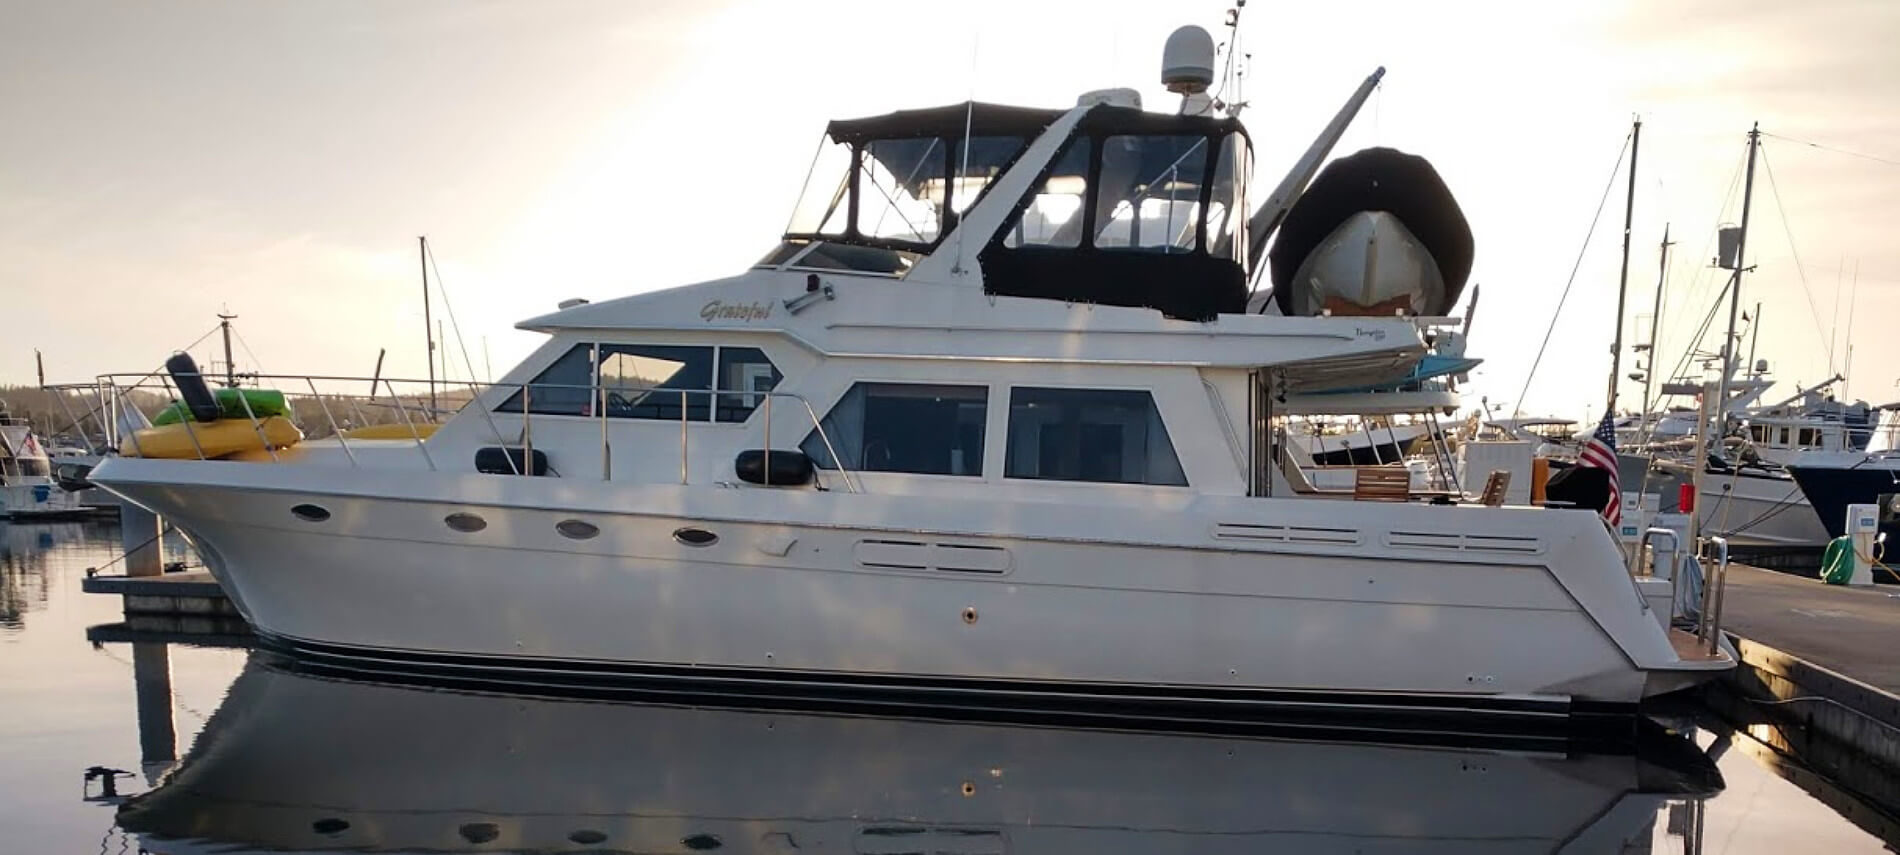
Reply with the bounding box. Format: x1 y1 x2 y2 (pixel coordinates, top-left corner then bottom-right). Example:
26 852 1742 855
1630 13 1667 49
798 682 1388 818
340 423 439 440
122 416 304 460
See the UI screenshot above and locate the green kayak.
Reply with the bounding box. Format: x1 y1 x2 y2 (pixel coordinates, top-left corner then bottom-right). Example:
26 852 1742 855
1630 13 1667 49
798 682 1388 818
151 387 291 426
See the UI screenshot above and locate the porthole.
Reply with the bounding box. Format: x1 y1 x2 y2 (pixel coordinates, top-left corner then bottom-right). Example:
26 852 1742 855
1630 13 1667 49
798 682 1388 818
445 512 488 533
556 519 600 540
568 829 608 845
673 527 718 547
682 833 723 851
291 504 331 522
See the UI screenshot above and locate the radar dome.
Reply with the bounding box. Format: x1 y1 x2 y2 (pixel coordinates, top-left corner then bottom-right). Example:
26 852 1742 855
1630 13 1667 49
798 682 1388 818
1161 26 1215 94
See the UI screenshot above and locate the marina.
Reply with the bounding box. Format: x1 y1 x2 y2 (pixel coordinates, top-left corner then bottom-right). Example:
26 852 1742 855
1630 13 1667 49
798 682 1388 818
5 1 1900 850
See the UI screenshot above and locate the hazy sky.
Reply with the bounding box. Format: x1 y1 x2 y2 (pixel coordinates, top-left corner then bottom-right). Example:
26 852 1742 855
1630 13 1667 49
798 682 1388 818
4 0 1897 419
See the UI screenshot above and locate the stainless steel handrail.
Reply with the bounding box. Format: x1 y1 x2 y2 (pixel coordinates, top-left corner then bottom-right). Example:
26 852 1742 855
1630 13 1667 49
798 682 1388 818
83 371 857 492
1637 527 1679 579
1698 536 1731 654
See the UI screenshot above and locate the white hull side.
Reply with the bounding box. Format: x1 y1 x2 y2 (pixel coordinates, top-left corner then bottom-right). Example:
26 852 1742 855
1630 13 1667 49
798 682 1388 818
118 660 1693 854
0 480 90 519
1699 473 1829 547
98 460 1724 708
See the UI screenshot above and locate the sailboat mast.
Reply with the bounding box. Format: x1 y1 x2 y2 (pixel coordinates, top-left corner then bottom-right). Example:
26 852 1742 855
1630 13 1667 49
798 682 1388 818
1639 224 1671 439
218 310 238 387
1606 118 1641 411
420 236 437 413
1711 124 1761 430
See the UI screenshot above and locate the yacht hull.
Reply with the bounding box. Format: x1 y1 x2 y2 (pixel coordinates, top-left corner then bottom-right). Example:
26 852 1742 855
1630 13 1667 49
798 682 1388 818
1647 467 1830 547
94 459 1727 717
1787 459 1900 540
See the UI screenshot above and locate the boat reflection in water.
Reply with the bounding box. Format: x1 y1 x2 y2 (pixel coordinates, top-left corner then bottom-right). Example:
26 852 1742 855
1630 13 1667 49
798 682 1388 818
120 655 1722 854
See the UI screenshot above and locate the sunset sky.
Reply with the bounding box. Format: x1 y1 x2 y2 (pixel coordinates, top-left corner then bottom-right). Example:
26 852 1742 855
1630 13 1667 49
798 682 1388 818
4 0 1896 420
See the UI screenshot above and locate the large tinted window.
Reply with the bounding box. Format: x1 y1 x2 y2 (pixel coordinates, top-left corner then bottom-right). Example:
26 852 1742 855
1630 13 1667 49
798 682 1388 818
498 344 594 416
802 382 987 476
1005 387 1187 486
499 343 781 422
600 344 713 421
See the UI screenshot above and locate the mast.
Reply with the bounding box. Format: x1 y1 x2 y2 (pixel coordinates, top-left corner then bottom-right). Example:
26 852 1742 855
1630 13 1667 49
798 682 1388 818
1606 118 1641 411
217 310 238 387
1711 124 1760 431
1639 225 1671 439
420 236 437 413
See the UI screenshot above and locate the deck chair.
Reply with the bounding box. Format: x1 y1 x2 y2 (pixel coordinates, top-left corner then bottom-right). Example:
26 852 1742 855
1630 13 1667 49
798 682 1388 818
1478 470 1512 507
1352 466 1412 502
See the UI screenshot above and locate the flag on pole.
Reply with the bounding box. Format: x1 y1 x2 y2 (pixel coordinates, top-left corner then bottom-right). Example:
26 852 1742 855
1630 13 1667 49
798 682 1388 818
1578 408 1621 525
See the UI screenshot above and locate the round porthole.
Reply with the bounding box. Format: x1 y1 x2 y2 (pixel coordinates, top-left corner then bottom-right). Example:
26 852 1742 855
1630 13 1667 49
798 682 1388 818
568 829 607 845
291 504 330 522
682 833 723 851
673 526 718 547
556 519 600 540
445 512 488 533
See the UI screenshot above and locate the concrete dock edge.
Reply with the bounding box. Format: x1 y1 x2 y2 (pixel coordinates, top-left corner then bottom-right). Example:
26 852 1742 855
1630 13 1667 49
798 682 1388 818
1709 633 1900 816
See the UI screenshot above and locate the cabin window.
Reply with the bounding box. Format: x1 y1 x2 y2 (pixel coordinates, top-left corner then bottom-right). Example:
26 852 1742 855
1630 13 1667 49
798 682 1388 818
786 138 853 237
1798 428 1821 447
1004 387 1187 486
857 138 946 244
600 345 714 421
715 347 783 423
1093 134 1208 253
498 344 780 423
1749 425 1768 443
1778 427 1791 445
802 382 987 476
1004 141 1089 248
498 344 595 416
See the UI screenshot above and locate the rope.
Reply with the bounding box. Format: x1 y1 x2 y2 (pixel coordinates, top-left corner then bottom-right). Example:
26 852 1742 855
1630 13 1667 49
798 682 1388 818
423 240 485 405
1508 132 1630 421
85 524 175 577
1760 131 1900 169
1757 143 1834 363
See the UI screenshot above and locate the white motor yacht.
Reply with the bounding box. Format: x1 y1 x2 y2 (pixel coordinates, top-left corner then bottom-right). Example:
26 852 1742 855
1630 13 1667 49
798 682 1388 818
91 28 1730 723
0 414 90 520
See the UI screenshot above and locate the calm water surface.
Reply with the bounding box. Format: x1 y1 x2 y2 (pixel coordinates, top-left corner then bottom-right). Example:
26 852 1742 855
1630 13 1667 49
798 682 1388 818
2 521 1893 853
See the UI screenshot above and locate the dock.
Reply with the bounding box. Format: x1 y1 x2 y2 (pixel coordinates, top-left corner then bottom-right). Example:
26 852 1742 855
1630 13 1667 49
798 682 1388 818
1708 564 1900 817
82 570 237 618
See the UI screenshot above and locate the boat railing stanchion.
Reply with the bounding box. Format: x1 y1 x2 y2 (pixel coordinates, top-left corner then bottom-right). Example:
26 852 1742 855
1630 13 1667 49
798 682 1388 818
679 389 689 485
108 377 151 460
467 379 519 475
232 382 279 463
385 378 437 471
763 390 772 487
1698 536 1731 653
797 395 857 494
521 383 533 475
158 371 211 461
306 377 357 467
596 373 610 481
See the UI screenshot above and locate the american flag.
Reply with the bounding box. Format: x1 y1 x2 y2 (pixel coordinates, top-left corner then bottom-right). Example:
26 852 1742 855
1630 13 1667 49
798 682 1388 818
1578 408 1621 525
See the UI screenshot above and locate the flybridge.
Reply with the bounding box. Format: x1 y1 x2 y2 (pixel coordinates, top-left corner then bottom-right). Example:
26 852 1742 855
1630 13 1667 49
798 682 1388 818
766 100 1253 322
